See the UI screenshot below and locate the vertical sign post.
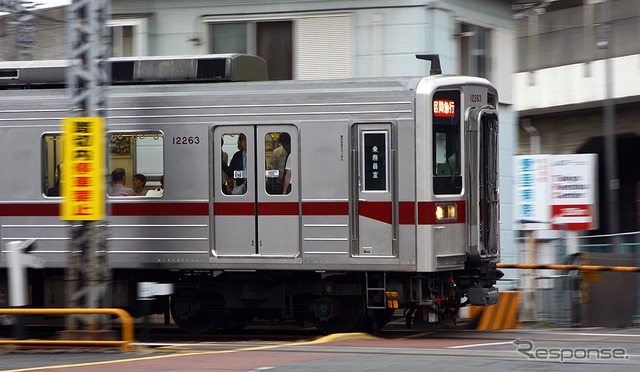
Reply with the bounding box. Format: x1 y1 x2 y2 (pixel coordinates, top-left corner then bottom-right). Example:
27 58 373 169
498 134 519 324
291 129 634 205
61 117 105 221
65 0 111 333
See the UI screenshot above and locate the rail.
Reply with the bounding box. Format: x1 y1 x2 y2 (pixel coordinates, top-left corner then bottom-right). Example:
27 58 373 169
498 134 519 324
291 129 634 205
0 308 134 352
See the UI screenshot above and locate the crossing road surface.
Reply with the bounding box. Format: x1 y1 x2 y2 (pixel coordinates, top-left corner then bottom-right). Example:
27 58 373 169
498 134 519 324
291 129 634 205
2 327 640 371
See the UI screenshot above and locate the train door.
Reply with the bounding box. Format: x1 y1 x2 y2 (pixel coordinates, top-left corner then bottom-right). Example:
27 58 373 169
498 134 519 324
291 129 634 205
256 126 299 256
212 125 299 257
213 126 256 256
467 107 499 258
352 123 395 257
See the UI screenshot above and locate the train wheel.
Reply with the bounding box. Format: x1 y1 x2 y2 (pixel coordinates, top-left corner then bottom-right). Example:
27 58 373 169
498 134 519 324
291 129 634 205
220 310 254 332
170 296 222 334
312 296 366 334
359 309 395 334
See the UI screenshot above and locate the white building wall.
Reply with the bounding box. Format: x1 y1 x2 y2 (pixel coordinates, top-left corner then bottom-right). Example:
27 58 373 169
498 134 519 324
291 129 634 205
515 55 640 114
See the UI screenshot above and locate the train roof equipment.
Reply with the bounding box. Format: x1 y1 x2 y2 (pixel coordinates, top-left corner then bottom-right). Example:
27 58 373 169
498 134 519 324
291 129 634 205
0 53 268 88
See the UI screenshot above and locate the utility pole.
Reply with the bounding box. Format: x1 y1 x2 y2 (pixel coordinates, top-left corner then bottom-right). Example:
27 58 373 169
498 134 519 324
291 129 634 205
601 0 620 252
64 0 111 332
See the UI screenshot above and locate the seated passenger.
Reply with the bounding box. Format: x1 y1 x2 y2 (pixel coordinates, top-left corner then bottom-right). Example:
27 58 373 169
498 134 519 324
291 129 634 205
133 173 148 196
108 168 136 196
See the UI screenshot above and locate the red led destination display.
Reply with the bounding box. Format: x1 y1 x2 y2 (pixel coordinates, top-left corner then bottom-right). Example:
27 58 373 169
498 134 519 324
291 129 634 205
433 99 455 117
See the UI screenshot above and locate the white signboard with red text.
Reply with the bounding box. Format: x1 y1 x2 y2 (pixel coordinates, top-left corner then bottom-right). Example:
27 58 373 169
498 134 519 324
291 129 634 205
550 154 598 230
515 154 598 231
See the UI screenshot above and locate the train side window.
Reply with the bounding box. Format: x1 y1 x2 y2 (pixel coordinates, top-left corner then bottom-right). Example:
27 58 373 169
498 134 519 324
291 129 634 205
108 132 164 197
433 90 462 195
264 132 291 195
42 133 63 197
221 133 247 195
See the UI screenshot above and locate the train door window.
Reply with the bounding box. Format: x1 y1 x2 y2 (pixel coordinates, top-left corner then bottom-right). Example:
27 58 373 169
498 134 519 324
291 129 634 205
221 132 248 195
42 133 63 197
108 132 164 197
433 90 462 194
264 131 292 195
362 131 388 191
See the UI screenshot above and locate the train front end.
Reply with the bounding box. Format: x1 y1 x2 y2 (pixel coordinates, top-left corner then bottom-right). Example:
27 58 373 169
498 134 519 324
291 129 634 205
414 75 502 320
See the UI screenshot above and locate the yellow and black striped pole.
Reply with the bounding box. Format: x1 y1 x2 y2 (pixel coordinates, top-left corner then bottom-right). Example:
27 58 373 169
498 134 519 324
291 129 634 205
497 263 640 272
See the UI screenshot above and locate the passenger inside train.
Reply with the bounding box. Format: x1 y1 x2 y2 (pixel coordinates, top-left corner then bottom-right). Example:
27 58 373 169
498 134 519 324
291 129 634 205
108 168 136 196
230 133 247 195
267 132 290 194
132 173 147 196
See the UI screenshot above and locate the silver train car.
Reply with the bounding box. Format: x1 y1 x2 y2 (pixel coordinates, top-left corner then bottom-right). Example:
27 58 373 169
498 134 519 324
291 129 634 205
0 54 502 334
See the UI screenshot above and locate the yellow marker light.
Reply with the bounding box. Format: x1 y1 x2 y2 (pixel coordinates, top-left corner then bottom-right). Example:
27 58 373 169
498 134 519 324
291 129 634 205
385 291 399 309
435 203 457 222
435 205 444 220
448 204 457 219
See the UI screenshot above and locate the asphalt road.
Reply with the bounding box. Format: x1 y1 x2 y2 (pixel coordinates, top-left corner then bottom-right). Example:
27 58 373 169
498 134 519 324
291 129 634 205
2 325 640 371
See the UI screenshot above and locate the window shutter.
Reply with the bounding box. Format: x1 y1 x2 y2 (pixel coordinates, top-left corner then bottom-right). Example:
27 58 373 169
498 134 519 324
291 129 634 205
491 27 515 104
295 15 352 80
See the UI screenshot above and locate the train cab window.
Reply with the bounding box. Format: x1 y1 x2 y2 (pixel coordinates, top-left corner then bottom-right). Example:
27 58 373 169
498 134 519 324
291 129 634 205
108 132 164 197
433 90 462 194
42 133 63 197
488 92 496 109
264 132 291 195
221 133 247 195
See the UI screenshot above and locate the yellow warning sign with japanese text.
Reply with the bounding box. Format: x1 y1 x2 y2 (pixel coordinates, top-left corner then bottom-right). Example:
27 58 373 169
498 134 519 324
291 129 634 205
61 117 105 220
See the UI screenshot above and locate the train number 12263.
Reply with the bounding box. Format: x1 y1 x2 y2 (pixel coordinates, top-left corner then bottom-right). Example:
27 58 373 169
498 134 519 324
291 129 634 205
172 136 200 145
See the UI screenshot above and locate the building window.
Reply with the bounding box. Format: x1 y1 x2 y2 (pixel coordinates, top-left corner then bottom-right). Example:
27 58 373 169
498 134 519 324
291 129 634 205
109 18 148 57
458 22 489 78
210 21 292 80
206 14 352 81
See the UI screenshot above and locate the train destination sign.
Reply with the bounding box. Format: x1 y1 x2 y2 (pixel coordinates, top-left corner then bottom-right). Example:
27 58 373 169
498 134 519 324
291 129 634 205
363 131 388 191
61 117 105 221
433 99 455 117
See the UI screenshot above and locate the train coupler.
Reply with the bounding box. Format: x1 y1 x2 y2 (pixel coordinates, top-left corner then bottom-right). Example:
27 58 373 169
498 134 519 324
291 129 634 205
467 286 499 306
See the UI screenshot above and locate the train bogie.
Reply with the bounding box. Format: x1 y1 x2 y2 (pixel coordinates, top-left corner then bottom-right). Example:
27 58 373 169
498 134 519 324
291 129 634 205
0 55 502 334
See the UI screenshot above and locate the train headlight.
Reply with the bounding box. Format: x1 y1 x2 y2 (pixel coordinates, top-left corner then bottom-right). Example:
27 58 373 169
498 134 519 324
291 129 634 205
435 203 457 222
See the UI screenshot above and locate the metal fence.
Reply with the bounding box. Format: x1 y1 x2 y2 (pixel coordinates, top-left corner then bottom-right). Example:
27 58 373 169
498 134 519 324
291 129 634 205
510 231 640 327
